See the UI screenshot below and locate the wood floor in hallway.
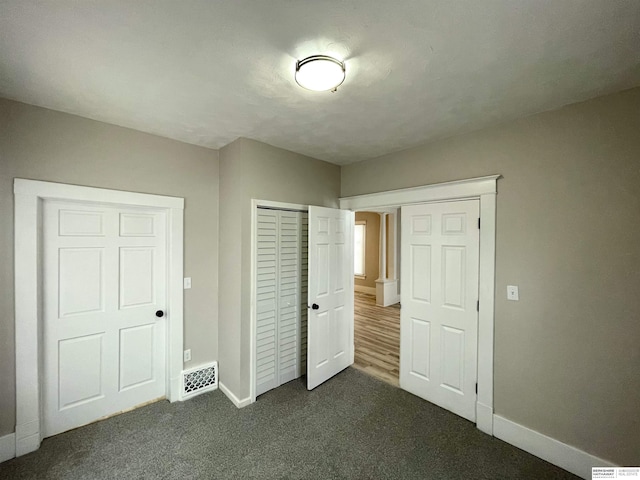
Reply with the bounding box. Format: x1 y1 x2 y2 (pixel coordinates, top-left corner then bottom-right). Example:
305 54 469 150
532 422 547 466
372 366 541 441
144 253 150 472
353 291 400 386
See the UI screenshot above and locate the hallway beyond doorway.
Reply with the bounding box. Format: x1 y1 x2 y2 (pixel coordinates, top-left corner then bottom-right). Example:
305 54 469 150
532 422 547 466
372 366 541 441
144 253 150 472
353 292 400 386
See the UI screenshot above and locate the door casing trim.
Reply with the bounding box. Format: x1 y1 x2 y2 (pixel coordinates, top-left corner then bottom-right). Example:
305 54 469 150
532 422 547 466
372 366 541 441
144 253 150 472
13 179 184 456
340 175 499 435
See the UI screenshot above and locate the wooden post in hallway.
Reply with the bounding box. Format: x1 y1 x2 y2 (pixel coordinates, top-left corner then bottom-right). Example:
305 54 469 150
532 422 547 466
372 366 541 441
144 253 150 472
375 211 400 306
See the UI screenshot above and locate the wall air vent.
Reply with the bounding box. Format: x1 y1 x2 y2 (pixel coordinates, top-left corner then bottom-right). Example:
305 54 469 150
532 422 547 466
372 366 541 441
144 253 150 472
182 362 218 399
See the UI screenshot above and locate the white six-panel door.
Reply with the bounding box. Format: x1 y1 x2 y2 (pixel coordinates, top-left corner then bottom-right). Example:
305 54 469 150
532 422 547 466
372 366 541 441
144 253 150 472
307 206 354 390
400 200 479 422
43 200 167 437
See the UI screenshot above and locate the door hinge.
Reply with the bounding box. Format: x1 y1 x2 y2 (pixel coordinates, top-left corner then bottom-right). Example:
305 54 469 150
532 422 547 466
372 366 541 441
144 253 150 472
476 383 478 394
477 300 479 312
478 217 481 229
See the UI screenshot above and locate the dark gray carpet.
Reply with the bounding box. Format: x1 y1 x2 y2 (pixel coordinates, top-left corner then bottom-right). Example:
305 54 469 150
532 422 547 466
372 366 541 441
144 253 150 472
0 368 578 479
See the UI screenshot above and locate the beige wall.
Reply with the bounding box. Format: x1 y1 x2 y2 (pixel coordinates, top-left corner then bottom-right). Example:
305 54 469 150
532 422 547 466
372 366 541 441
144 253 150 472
0 98 220 437
218 139 243 396
218 137 341 399
354 212 380 289
341 87 640 465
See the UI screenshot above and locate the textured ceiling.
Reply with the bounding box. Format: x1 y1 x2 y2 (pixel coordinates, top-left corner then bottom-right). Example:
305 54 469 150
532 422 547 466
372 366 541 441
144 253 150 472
1 1 639 165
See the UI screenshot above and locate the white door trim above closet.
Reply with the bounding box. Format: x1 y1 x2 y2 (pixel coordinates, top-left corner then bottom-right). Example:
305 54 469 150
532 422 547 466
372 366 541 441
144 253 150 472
14 179 184 457
250 199 309 404
339 175 499 436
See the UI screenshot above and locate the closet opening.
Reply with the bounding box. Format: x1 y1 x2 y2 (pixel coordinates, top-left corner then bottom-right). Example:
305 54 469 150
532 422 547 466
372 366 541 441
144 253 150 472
253 204 309 398
352 209 401 386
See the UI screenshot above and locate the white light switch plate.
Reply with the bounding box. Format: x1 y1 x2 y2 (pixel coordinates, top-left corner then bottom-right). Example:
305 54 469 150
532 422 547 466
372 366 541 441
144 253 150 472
507 285 519 301
184 277 192 289
183 349 191 362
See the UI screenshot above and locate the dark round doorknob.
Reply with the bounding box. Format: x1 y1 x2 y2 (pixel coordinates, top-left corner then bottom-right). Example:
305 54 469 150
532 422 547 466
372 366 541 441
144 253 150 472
312 304 319 310
155 310 164 318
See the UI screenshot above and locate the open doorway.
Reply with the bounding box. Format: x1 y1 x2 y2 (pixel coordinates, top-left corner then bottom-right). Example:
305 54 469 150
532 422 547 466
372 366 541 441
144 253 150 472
352 209 401 386
340 175 499 434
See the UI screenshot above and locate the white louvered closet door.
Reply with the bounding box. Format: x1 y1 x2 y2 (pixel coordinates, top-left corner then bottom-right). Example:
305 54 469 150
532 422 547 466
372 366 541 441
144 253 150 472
256 210 278 395
256 208 308 397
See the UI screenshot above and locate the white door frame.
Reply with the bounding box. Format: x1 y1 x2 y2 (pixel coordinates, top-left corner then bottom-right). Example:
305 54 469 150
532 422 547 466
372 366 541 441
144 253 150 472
339 175 499 435
249 199 309 404
14 179 184 456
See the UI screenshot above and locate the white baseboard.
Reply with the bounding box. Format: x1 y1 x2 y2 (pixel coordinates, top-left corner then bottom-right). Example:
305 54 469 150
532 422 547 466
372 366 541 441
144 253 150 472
219 382 252 409
493 415 616 479
15 434 40 457
0 433 16 463
354 285 376 295
15 419 41 457
476 402 493 435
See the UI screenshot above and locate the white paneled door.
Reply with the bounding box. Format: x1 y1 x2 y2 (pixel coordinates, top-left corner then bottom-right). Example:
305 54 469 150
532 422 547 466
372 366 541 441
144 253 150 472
307 206 354 390
43 201 167 437
400 200 480 422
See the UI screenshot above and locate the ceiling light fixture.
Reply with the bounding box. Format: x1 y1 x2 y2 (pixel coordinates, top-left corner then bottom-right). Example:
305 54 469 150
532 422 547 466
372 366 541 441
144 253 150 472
295 55 346 92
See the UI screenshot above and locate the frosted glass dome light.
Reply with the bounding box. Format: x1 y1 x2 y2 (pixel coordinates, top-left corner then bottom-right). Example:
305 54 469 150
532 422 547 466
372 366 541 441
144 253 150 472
295 55 346 92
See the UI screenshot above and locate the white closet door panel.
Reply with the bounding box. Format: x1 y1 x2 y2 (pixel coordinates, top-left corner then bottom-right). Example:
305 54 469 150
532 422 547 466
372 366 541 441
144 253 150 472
58 248 105 317
119 247 155 309
278 212 300 384
58 333 105 409
256 211 279 395
119 324 155 391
